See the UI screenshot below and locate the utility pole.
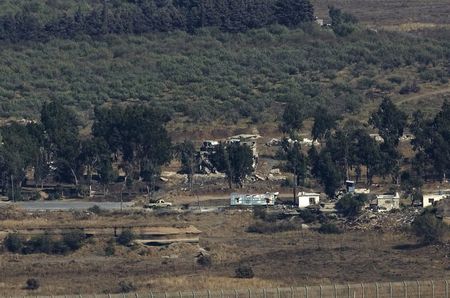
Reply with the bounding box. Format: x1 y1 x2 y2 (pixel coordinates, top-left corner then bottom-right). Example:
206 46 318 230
11 174 14 202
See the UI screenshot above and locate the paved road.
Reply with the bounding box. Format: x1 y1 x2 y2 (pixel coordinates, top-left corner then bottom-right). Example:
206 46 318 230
0 200 134 211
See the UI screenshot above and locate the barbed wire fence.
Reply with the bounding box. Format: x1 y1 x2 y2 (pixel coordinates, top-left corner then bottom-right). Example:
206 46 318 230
27 280 450 298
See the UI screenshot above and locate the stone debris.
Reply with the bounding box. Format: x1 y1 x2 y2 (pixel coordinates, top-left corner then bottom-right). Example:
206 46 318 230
344 208 420 231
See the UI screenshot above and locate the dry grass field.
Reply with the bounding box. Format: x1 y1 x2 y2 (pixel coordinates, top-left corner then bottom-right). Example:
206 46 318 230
312 0 450 25
0 209 448 296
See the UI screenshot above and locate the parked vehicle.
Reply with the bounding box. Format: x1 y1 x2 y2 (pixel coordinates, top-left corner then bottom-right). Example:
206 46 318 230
144 199 172 208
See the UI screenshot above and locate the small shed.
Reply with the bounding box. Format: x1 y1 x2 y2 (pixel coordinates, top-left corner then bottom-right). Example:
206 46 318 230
346 180 355 193
376 193 400 211
422 192 449 208
230 192 277 206
297 192 320 208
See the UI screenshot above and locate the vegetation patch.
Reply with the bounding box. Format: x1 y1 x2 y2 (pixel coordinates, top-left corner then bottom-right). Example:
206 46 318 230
4 230 86 255
247 221 297 234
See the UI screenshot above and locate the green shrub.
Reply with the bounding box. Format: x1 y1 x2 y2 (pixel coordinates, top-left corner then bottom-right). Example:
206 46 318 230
88 205 102 214
4 233 24 253
105 238 116 256
299 209 316 223
117 229 135 246
25 278 40 290
336 194 366 217
235 264 254 279
197 254 212 267
412 212 447 245
62 229 86 250
318 223 342 234
27 233 54 254
118 281 136 293
387 76 403 84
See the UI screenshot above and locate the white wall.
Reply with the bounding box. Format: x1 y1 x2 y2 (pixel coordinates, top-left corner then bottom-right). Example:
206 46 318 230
297 195 320 208
423 194 447 208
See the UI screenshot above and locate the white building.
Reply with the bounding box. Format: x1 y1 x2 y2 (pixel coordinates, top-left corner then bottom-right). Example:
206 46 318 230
423 192 449 208
376 193 400 211
230 192 278 206
297 192 320 208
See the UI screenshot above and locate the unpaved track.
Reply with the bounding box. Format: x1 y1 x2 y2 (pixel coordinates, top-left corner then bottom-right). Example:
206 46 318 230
396 86 450 105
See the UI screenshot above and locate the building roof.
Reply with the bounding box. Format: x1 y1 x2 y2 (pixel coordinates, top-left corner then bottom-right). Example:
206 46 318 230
298 192 320 197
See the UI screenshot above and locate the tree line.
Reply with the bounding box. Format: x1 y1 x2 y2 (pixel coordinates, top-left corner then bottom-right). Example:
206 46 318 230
0 101 255 200
0 102 172 199
0 0 314 41
281 98 450 198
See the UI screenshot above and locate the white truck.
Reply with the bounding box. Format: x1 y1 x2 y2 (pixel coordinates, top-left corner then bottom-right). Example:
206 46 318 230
144 199 172 208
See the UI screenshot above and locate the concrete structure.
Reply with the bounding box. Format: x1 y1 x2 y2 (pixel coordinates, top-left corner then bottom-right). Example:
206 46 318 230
354 188 370 194
376 193 400 211
369 133 384 143
297 192 320 208
227 134 261 169
422 192 449 208
230 192 278 206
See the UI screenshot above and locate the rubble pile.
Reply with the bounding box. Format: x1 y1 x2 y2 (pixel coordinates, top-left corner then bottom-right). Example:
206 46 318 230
344 208 421 231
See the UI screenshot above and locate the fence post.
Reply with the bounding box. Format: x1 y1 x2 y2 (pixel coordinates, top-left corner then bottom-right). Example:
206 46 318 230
221 289 224 298
192 290 195 298
180 291 183 298
390 282 393 298
404 281 407 298
417 281 421 298
446 280 449 298
375 283 379 298
361 283 365 298
334 284 337 298
305 286 308 298
431 280 435 298
291 287 294 298
235 289 238 298
208 289 211 298
320 285 323 298
263 289 266 298
348 284 351 298
248 288 251 298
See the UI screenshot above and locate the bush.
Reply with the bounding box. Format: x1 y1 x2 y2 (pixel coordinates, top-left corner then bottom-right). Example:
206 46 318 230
399 82 420 95
105 238 116 256
336 194 366 217
62 229 86 250
318 223 342 234
197 254 212 267
252 207 278 222
118 281 136 293
117 229 135 246
412 212 447 245
25 278 40 290
235 264 254 279
299 209 316 223
27 233 54 254
88 205 102 214
4 233 24 253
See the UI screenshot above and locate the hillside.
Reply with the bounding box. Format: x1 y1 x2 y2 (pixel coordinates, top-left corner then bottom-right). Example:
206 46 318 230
0 0 448 131
312 0 450 25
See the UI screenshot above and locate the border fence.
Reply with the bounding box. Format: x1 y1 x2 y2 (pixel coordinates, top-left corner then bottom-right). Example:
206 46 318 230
23 280 450 298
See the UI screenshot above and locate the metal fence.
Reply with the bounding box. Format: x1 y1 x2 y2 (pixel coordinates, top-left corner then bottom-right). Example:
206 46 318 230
33 280 450 298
